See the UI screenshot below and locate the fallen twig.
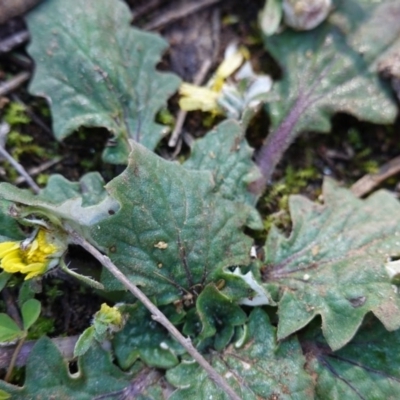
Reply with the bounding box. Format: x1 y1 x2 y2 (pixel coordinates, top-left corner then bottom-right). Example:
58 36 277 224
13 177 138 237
351 154 400 197
131 0 168 21
15 157 63 185
143 0 222 31
69 229 241 400
0 144 41 193
0 335 78 369
0 31 30 53
0 72 30 97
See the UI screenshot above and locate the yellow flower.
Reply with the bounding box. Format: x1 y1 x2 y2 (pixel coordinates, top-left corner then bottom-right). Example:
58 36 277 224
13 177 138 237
179 44 247 115
0 229 62 280
96 303 123 328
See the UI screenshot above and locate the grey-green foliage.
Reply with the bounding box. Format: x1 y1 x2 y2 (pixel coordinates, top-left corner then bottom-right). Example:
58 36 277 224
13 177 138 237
263 179 400 350
167 309 314 399
0 337 133 399
184 120 261 206
27 0 180 164
302 317 400 399
93 142 260 304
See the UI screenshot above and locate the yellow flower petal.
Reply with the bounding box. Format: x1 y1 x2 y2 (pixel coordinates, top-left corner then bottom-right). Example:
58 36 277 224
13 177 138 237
215 50 244 82
179 83 220 113
0 242 19 257
0 229 64 280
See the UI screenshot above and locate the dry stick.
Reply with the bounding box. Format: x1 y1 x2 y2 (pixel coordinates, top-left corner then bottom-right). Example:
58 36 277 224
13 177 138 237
0 335 78 369
168 59 212 147
15 157 63 185
69 229 241 400
143 0 222 31
4 335 26 382
0 146 40 194
351 154 400 197
131 0 168 21
0 72 30 97
0 30 30 53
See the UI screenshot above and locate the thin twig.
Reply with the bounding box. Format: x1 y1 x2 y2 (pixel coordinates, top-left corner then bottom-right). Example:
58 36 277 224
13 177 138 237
169 59 212 147
0 72 30 97
143 0 222 31
131 0 168 21
11 94 53 137
68 229 240 400
0 335 78 369
0 31 30 53
15 157 63 185
351 154 400 197
4 335 26 382
0 145 41 193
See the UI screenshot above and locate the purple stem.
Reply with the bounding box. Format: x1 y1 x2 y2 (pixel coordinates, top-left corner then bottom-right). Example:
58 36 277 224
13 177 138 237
250 93 308 195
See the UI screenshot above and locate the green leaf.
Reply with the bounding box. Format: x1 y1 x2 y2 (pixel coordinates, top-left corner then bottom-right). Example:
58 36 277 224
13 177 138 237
0 175 119 239
0 337 134 399
27 0 180 164
259 0 282 36
0 390 11 400
195 284 247 351
167 309 314 399
183 120 261 206
113 304 183 370
94 143 258 304
21 299 41 331
39 173 107 207
74 326 96 357
302 316 400 399
0 272 11 293
0 314 23 343
0 200 24 241
263 179 400 350
257 0 397 184
266 3 397 133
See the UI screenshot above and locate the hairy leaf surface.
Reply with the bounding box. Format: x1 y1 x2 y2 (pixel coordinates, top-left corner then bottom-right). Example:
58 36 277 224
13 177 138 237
113 304 184 370
256 0 397 185
184 120 261 206
0 175 118 239
263 179 400 350
302 317 400 399
93 143 258 304
27 0 180 164
167 309 314 399
0 337 133 399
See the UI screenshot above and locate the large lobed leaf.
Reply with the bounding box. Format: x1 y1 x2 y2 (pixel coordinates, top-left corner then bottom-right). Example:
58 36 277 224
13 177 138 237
27 0 180 164
0 173 118 239
302 316 400 399
93 143 260 305
167 309 314 399
0 337 133 399
256 0 397 186
262 179 400 350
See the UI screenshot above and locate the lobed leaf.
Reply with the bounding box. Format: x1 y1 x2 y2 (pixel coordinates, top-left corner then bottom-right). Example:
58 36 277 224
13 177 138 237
113 303 184 370
256 0 397 186
302 316 400 399
27 0 180 164
93 143 259 304
167 308 314 399
0 173 119 239
262 179 400 350
0 337 134 399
